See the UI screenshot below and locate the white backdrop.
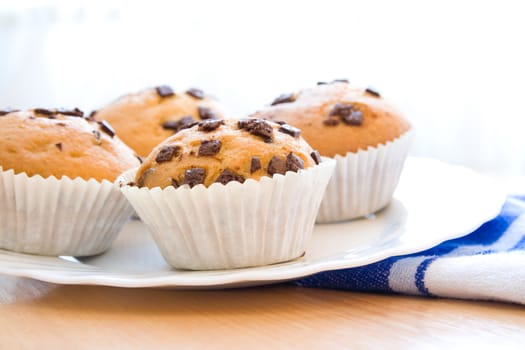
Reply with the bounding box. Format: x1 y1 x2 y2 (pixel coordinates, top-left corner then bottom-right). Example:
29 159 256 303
1 0 524 176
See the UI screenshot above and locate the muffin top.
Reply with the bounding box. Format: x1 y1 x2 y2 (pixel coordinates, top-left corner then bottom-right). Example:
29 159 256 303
134 118 322 189
94 85 228 157
0 108 140 181
252 81 411 157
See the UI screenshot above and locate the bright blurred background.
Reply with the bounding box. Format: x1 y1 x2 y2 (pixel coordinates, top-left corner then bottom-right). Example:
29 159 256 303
1 0 524 178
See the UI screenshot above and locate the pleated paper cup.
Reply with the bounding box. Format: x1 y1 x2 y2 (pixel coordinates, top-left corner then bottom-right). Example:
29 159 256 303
118 159 335 270
0 167 134 256
316 130 413 223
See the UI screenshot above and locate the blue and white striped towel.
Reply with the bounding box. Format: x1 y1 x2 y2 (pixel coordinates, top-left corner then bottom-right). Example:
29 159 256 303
297 196 525 304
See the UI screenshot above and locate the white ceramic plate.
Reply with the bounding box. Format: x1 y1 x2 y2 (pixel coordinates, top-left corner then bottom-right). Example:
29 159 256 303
0 157 506 289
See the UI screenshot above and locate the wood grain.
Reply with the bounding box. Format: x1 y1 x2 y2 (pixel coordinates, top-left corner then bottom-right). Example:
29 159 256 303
1 276 525 349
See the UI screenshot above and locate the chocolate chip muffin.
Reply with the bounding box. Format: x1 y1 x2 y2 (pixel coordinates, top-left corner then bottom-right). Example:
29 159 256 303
0 109 140 181
119 118 335 270
0 108 138 256
134 118 321 189
93 85 228 158
252 81 413 223
254 81 411 157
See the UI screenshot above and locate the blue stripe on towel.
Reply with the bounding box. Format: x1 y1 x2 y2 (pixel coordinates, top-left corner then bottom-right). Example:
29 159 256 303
415 257 436 296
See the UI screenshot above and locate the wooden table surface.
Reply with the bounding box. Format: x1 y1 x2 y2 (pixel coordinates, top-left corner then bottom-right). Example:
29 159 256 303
1 276 524 349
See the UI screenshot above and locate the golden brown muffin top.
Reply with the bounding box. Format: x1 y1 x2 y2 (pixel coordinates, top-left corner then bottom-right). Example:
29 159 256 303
134 118 322 189
252 81 411 157
0 108 140 181
94 85 228 157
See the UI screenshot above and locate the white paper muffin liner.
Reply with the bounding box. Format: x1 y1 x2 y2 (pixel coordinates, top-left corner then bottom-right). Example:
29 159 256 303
118 159 335 270
0 167 134 256
316 130 413 223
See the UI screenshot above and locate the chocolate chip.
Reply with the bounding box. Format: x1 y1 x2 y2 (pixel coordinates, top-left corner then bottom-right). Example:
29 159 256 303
328 103 363 125
274 120 286 125
238 118 273 142
162 120 179 130
286 153 304 172
198 119 224 132
341 110 363 126
171 178 179 188
271 93 296 106
311 150 322 165
268 156 286 175
156 85 175 98
323 118 340 126
250 157 261 173
183 168 206 188
127 181 136 187
237 119 253 130
57 107 84 117
86 110 97 121
55 143 63 151
186 88 205 99
156 145 181 163
198 106 218 120
278 124 301 138
162 116 198 132
254 123 274 142
137 169 154 187
329 103 354 118
215 169 245 185
318 79 348 85
0 108 19 116
34 108 55 116
199 140 221 156
135 155 143 164
98 120 116 137
365 87 381 97
92 130 102 144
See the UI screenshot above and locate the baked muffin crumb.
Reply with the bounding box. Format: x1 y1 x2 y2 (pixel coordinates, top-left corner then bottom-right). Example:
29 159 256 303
254 82 410 156
134 118 320 189
0 109 139 181
94 85 228 157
